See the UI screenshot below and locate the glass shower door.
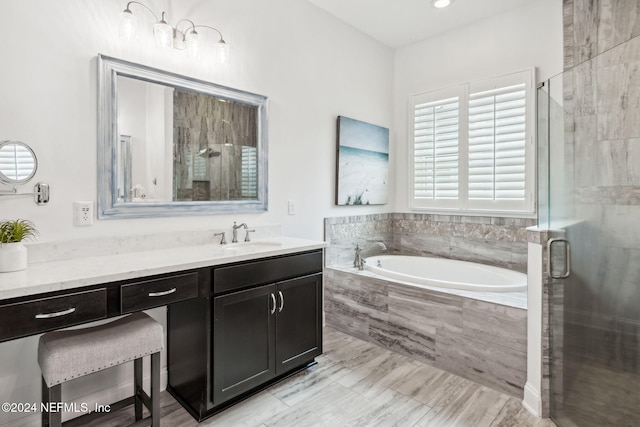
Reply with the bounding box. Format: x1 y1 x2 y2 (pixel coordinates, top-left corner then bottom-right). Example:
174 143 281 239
541 66 640 426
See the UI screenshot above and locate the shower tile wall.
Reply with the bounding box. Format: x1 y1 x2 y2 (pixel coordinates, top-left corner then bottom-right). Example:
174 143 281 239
563 0 640 371
325 214 534 273
550 0 640 424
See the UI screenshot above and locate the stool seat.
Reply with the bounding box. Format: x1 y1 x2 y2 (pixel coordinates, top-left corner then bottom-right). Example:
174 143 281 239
38 312 163 387
38 312 163 426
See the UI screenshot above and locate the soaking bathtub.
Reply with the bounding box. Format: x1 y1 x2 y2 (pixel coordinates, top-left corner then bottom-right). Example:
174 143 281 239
363 255 527 292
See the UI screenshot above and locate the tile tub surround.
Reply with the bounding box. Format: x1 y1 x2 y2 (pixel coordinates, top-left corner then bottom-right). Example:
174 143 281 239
324 268 528 398
325 213 536 273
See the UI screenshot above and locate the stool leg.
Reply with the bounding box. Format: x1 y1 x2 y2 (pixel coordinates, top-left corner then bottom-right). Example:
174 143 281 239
42 378 62 427
134 357 143 421
41 376 49 427
151 352 160 427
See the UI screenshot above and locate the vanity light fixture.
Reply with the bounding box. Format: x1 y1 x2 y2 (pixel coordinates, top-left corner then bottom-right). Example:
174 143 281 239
119 1 229 62
432 0 454 8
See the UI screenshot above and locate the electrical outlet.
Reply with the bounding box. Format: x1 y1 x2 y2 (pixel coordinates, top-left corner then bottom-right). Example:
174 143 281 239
73 201 94 226
288 200 297 215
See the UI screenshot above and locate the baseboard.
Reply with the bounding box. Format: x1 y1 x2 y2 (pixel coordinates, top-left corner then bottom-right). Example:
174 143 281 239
4 369 168 427
522 381 542 417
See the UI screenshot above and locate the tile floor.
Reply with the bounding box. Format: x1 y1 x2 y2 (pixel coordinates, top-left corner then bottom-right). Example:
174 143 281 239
88 327 555 427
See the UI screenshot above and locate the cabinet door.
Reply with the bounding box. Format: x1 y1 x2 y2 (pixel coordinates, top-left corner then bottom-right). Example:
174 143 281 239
213 284 276 405
275 273 323 375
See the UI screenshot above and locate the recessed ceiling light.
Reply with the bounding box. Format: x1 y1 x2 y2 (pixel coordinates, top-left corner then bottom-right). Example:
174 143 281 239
432 0 454 8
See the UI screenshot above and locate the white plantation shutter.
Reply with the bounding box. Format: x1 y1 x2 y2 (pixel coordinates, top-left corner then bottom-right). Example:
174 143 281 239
468 83 526 201
410 69 534 214
413 96 459 200
241 146 257 198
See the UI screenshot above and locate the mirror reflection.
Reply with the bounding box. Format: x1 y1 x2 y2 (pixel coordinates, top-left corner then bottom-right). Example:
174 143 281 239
0 141 38 185
116 76 258 203
98 54 268 218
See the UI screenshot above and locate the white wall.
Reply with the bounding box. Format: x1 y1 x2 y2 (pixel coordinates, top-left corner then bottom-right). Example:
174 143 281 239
0 0 394 243
392 0 563 212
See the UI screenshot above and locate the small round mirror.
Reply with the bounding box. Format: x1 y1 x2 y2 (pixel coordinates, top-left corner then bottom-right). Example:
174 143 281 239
0 141 38 185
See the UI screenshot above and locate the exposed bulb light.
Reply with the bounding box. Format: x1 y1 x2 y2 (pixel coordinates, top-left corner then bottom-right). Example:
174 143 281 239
119 1 228 62
153 13 173 48
185 30 199 57
217 40 229 64
432 0 454 8
119 8 137 40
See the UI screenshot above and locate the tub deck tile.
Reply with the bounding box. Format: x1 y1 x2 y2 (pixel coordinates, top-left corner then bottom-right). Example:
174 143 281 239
462 298 528 350
369 315 437 363
324 267 528 398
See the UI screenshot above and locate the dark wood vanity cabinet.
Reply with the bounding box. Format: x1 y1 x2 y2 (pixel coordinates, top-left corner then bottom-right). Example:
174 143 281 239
167 250 323 421
213 273 322 404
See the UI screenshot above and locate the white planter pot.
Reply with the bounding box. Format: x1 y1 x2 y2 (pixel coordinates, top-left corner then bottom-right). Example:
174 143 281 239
0 242 28 272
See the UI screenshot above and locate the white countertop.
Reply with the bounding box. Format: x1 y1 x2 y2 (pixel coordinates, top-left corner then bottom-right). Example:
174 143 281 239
0 237 326 300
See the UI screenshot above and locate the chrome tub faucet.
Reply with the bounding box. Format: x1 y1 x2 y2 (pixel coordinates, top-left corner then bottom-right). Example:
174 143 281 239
354 242 387 270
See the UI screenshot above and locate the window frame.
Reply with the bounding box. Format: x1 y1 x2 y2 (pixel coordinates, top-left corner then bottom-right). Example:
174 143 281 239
408 69 536 217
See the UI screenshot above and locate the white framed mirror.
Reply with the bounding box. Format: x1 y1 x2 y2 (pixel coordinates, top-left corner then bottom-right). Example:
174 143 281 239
97 54 268 218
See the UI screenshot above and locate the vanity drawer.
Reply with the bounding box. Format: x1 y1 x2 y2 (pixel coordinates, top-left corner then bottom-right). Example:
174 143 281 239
0 289 107 342
121 272 199 313
213 251 323 294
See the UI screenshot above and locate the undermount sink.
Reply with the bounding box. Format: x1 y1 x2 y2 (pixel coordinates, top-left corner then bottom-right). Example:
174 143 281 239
222 241 283 252
241 241 282 247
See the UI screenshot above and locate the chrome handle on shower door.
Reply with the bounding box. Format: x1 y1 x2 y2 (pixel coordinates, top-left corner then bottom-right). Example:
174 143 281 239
547 237 571 279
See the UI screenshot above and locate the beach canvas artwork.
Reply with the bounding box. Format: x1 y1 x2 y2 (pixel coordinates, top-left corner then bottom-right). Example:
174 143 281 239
336 116 389 205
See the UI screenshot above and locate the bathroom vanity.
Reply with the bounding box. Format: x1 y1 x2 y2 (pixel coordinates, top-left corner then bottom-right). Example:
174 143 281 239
0 237 324 422
168 250 323 420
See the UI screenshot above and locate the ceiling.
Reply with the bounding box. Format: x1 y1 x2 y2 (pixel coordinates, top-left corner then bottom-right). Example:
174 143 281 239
308 0 538 48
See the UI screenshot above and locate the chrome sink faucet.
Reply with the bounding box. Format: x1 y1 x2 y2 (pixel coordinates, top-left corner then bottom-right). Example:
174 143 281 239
232 222 255 243
354 242 387 270
232 222 246 243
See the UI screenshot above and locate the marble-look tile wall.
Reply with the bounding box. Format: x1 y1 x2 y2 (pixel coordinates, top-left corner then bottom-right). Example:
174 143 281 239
325 213 535 273
393 213 535 273
324 214 394 267
561 0 640 372
324 268 527 398
544 0 640 423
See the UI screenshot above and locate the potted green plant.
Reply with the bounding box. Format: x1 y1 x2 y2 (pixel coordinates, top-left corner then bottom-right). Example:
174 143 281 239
0 219 38 272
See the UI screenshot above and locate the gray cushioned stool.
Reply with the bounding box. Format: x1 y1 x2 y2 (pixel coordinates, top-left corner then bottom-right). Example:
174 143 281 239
38 312 164 427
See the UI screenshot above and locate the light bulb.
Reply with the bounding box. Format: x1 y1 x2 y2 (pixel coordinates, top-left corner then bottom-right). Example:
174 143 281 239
217 40 229 64
119 9 137 40
432 0 454 8
154 18 173 48
185 31 198 57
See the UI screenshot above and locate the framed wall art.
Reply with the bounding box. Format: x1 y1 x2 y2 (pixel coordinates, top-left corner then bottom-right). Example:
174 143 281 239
335 116 389 206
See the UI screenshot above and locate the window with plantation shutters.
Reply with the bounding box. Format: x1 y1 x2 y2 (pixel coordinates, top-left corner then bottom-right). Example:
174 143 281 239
413 96 460 201
409 69 534 215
